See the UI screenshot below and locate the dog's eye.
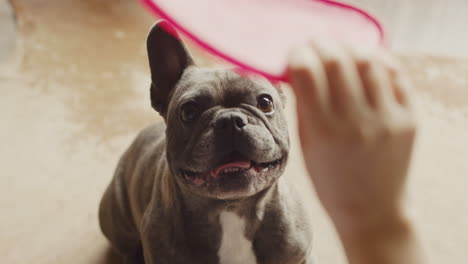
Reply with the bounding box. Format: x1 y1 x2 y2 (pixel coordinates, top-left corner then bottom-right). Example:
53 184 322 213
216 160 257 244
257 94 274 114
181 102 200 122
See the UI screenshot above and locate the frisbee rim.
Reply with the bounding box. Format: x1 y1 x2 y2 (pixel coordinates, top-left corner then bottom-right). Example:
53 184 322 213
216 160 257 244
140 0 386 82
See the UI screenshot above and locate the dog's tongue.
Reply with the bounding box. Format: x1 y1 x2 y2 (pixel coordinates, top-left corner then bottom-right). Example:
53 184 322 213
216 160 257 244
211 161 251 177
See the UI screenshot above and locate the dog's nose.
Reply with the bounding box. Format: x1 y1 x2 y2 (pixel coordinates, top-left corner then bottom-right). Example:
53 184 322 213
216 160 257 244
214 112 248 131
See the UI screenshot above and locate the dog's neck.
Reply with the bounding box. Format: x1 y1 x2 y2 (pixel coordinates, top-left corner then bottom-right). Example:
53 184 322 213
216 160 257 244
157 160 283 255
175 178 280 254
163 170 281 228
180 183 277 217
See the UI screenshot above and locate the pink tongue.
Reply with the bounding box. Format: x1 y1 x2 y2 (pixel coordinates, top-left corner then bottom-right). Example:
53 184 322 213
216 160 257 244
211 161 251 177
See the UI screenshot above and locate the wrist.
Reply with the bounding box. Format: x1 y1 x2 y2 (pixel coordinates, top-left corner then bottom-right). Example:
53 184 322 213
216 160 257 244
335 210 412 241
326 200 406 235
332 210 423 264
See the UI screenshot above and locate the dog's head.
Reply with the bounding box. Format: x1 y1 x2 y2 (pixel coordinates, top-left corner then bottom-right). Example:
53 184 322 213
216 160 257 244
147 21 289 200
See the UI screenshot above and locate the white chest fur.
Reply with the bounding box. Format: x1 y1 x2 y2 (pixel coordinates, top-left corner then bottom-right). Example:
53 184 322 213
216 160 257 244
217 211 258 264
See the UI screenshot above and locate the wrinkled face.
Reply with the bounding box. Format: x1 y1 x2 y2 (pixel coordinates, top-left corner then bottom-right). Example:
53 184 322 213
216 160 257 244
146 21 289 199
165 68 289 199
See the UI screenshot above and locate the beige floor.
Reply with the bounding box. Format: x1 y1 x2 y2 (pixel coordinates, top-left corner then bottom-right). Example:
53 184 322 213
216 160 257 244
1 1 467 264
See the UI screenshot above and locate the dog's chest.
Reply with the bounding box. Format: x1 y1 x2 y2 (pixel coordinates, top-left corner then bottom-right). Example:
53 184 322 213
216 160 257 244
217 211 257 264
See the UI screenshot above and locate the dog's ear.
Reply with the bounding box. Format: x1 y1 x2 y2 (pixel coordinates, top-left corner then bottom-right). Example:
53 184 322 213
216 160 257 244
147 20 193 116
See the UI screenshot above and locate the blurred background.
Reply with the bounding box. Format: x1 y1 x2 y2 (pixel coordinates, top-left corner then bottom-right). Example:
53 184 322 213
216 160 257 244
1 0 467 263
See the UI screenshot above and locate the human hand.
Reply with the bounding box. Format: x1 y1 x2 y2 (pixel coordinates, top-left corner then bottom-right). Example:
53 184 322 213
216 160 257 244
288 41 416 232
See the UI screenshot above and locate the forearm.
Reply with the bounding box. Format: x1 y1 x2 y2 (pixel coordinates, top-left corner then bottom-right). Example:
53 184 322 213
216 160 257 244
333 212 425 264
288 42 424 264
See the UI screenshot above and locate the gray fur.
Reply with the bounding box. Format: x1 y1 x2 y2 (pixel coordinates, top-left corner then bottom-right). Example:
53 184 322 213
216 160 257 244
99 20 313 264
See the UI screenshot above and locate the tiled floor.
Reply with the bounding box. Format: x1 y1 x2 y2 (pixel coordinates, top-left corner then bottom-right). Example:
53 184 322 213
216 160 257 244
1 1 467 264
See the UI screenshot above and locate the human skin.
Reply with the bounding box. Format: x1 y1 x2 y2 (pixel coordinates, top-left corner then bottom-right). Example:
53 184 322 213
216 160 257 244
288 41 425 264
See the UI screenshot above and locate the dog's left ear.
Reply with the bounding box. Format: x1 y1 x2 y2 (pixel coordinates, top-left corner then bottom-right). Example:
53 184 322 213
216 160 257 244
147 20 194 117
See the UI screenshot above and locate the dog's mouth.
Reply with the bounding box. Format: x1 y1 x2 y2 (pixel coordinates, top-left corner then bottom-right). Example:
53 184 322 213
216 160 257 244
180 151 284 187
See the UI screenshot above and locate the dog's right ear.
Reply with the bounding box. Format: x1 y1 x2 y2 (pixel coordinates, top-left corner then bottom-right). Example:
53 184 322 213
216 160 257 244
147 20 193 116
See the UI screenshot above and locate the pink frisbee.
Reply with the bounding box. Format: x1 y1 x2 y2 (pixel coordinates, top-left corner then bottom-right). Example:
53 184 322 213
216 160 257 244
141 0 385 82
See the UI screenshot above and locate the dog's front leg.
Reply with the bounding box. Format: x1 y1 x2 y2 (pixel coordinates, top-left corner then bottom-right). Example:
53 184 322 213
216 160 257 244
141 210 187 264
140 227 186 264
140 212 167 264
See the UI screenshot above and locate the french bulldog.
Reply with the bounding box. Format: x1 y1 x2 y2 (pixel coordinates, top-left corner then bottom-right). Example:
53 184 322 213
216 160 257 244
99 20 313 264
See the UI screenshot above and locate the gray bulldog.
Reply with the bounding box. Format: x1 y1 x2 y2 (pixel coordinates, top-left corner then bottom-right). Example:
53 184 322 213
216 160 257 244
99 20 313 264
